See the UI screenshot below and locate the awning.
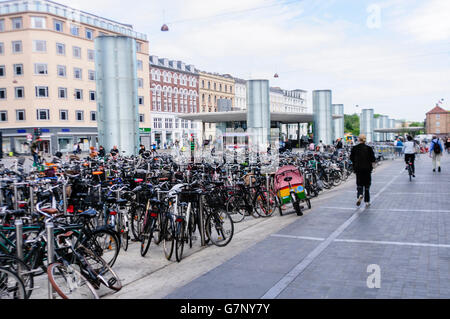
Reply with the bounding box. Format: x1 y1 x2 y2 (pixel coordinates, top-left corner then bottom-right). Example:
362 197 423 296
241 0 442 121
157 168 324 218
177 111 343 124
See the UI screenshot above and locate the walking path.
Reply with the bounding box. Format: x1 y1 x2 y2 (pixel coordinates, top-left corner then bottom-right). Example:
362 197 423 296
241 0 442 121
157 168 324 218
164 154 450 299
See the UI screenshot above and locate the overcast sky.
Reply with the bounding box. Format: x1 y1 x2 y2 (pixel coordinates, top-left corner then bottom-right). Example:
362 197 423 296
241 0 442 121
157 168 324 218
62 0 449 122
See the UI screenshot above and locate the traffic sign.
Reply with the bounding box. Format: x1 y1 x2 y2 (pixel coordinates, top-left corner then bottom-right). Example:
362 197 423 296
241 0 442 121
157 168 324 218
27 134 33 141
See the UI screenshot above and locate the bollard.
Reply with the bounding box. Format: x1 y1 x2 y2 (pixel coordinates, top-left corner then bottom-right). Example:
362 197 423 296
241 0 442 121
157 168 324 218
29 184 35 215
198 195 206 247
13 184 19 210
15 219 24 282
62 182 67 215
46 221 55 299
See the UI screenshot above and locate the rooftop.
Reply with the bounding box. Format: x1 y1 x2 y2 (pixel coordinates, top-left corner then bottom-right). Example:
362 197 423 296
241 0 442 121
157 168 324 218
426 105 448 114
0 0 147 40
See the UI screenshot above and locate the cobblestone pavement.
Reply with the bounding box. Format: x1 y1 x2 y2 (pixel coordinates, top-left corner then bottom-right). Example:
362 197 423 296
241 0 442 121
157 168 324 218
165 154 450 299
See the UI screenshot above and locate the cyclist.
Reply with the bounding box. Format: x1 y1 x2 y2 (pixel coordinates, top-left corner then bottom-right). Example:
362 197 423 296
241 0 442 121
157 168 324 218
403 135 416 177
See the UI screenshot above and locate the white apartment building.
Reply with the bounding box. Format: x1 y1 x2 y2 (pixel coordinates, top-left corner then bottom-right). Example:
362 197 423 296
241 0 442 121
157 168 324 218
234 77 246 110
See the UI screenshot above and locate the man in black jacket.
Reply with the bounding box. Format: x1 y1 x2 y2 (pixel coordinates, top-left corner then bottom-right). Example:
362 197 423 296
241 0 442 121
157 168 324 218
350 134 376 208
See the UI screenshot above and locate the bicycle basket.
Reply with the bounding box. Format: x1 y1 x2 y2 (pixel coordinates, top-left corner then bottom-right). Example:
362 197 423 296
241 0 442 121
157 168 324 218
178 190 201 203
204 193 225 208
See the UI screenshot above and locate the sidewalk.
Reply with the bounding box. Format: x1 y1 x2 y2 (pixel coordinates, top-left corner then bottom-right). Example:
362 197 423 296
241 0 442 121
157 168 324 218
165 154 450 299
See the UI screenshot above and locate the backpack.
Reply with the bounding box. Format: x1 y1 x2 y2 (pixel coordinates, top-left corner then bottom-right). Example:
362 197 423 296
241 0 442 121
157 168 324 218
433 140 441 154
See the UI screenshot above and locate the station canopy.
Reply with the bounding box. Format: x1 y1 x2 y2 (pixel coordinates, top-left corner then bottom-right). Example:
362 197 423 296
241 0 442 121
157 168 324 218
177 111 343 124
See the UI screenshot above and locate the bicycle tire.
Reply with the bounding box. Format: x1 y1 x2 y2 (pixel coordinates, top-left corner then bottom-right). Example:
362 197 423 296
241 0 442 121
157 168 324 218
0 254 34 299
175 220 185 262
82 228 120 268
0 266 26 299
205 209 234 247
225 196 246 223
162 215 175 261
140 218 155 257
131 205 145 241
77 246 122 292
47 262 99 299
254 190 276 218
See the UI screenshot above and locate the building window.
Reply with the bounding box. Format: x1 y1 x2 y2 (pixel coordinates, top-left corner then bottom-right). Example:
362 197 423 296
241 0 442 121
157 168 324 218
0 19 4 32
136 42 142 52
14 64 23 76
436 114 440 119
58 87 67 99
88 70 95 81
31 16 46 29
73 46 81 58
56 43 65 55
139 114 144 123
137 60 143 70
54 65 65 77
70 24 80 36
0 88 6 99
36 109 50 120
54 19 64 32
89 91 96 101
74 89 83 100
0 42 4 55
33 40 47 52
34 63 48 75
153 118 162 129
0 65 4 77
11 17 22 30
436 122 440 127
138 96 144 105
90 111 96 121
16 109 25 121
138 78 143 88
87 49 95 61
12 41 22 53
73 67 82 80
0 111 7 122
59 109 68 121
15 87 24 99
35 86 49 98
85 28 94 40
75 110 84 121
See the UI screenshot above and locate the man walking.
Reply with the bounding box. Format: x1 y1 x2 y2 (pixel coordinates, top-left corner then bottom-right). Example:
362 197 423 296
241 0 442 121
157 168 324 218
429 136 443 172
350 134 376 208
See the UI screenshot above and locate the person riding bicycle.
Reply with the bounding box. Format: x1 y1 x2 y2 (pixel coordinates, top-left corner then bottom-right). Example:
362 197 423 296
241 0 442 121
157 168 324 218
403 135 417 178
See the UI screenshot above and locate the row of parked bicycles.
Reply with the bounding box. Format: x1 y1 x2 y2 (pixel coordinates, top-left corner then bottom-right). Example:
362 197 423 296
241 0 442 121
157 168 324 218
0 147 354 299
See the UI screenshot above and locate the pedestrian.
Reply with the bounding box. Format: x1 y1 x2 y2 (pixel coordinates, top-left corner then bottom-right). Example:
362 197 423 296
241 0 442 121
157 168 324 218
110 145 119 157
318 140 324 153
446 136 450 154
31 141 40 165
98 145 106 158
89 146 98 158
350 134 376 208
336 138 343 150
138 144 146 156
396 138 403 156
73 143 78 155
151 143 157 155
309 141 315 151
429 136 443 172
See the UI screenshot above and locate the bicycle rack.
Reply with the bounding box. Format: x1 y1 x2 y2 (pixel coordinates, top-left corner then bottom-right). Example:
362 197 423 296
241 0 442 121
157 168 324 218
15 219 24 281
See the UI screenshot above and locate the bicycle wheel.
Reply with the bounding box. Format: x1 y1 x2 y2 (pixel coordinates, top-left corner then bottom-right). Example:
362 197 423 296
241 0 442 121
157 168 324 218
77 246 122 292
254 190 276 218
119 212 129 251
0 255 34 299
162 215 175 261
140 218 155 257
175 220 185 262
82 229 120 268
0 266 26 299
205 209 234 247
131 205 145 241
225 196 246 223
47 263 99 299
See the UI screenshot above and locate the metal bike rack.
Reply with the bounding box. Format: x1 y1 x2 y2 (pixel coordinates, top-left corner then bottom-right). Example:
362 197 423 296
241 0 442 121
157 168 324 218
198 195 206 247
46 221 55 299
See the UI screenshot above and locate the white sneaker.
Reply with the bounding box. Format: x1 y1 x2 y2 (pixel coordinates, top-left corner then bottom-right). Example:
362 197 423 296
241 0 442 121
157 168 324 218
365 202 371 208
356 195 363 206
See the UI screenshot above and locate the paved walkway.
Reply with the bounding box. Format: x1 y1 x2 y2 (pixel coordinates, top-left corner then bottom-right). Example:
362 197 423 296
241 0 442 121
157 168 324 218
166 154 450 299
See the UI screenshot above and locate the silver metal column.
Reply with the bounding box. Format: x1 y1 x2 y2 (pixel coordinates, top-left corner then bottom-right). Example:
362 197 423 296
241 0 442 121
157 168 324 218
360 109 374 143
332 104 344 142
313 90 333 145
46 221 55 299
247 80 271 154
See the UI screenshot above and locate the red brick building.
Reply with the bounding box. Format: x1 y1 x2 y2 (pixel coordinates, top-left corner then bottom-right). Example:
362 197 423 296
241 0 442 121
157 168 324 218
149 56 200 147
426 105 449 138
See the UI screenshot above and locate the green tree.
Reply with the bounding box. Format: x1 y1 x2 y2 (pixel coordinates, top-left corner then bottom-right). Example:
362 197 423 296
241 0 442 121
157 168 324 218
344 114 360 136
